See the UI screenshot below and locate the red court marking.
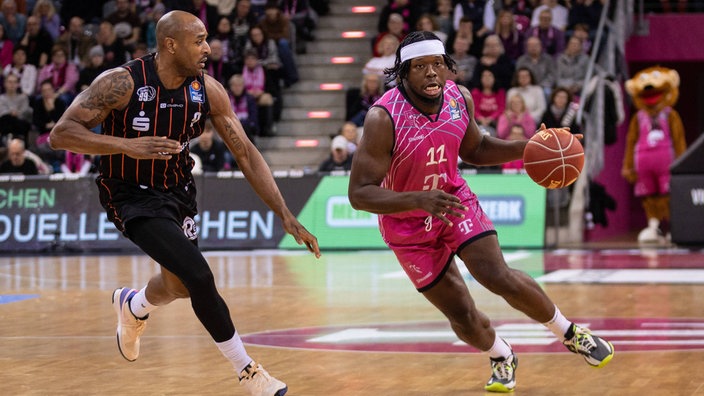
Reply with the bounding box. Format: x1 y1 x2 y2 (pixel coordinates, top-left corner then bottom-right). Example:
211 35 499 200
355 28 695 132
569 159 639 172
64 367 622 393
242 318 704 354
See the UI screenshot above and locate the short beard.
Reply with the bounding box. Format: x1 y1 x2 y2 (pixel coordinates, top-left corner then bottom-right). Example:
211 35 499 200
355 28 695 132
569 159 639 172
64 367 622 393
407 83 443 106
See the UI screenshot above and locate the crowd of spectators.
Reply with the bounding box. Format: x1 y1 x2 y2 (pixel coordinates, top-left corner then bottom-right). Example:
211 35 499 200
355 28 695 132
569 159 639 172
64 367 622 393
344 0 619 171
0 0 327 176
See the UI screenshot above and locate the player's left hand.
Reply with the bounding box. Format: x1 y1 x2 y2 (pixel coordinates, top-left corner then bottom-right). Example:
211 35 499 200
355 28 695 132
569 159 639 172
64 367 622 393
282 216 321 258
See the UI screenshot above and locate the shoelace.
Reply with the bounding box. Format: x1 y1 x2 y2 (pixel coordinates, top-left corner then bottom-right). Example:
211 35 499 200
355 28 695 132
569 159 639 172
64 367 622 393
492 358 514 380
569 329 597 354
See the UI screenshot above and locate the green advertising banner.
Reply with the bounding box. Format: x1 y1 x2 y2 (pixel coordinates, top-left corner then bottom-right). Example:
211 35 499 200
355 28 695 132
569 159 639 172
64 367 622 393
279 173 546 250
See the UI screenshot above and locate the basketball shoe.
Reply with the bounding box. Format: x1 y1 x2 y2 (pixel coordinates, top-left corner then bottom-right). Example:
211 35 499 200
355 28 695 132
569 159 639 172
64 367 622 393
111 287 147 362
484 350 518 393
239 361 288 396
563 323 614 368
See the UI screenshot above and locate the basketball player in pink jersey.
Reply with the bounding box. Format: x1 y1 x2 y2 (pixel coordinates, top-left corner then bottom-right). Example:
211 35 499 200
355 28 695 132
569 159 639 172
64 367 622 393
348 31 613 393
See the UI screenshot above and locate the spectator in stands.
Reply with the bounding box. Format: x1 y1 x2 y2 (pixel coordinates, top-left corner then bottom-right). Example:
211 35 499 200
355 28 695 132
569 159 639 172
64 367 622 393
453 0 490 43
515 36 556 97
96 21 129 69
338 121 359 154
506 66 546 123
232 0 258 72
205 38 237 86
530 0 569 31
318 134 353 173
185 0 221 33
257 1 299 87
227 73 260 142
525 8 565 58
56 16 97 69
0 23 13 68
32 0 61 41
32 78 66 140
555 35 589 97
469 34 515 90
241 49 275 136
281 0 318 53
77 46 108 93
142 3 166 53
190 120 227 173
568 0 603 33
433 0 454 40
447 16 482 58
497 0 534 28
0 73 32 143
570 23 593 55
106 0 143 49
37 45 79 106
210 16 236 64
3 46 37 95
496 93 536 140
19 15 53 68
346 73 384 127
448 35 477 87
362 33 399 87
540 86 580 133
249 0 268 20
470 68 505 136
377 0 416 37
501 124 528 170
0 0 27 45
416 13 447 44
59 0 103 27
60 150 93 175
372 12 406 58
0 138 37 174
493 9 524 62
244 26 282 120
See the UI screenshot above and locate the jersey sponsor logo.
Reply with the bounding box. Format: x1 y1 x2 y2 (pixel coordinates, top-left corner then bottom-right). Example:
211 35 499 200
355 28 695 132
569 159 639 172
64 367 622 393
449 97 461 120
136 86 157 102
132 111 150 132
189 80 204 103
160 103 184 108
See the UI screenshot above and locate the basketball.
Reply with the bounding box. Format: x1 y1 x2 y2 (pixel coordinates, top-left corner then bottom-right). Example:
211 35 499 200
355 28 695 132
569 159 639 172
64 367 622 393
523 128 584 189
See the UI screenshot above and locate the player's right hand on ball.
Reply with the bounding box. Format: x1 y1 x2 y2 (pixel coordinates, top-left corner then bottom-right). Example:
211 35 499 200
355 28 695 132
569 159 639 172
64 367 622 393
126 136 183 159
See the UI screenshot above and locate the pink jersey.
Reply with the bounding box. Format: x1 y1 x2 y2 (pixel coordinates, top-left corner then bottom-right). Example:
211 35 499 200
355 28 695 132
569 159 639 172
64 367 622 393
375 80 469 218
373 80 496 291
634 108 674 197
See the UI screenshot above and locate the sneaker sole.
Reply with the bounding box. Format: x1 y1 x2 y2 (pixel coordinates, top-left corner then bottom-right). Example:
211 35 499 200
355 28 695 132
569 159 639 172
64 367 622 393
275 386 288 396
112 288 137 362
484 382 515 393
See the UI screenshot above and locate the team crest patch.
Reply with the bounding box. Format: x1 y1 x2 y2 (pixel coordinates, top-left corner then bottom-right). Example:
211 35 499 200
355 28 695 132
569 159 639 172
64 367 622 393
189 80 204 103
136 86 156 102
449 97 461 120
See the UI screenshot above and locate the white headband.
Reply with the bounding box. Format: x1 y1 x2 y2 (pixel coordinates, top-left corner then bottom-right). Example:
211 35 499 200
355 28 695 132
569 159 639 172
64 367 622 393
399 40 446 63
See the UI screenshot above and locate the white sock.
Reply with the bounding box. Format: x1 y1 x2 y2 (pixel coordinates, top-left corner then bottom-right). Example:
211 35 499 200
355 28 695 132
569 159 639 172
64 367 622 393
129 287 158 319
216 331 253 374
543 305 572 341
486 334 513 359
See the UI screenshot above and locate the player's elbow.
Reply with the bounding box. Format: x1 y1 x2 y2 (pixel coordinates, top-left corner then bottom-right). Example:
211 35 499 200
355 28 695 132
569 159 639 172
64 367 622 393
48 120 70 150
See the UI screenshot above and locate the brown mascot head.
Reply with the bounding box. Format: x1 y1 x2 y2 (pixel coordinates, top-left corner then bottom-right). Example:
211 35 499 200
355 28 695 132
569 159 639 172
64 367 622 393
625 66 680 115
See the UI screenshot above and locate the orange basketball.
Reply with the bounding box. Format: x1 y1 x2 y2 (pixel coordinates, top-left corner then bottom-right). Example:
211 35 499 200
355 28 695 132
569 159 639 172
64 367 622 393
523 128 584 189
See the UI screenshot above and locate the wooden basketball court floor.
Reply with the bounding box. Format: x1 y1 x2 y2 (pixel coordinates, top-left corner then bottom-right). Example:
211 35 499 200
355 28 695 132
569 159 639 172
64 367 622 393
2 246 704 396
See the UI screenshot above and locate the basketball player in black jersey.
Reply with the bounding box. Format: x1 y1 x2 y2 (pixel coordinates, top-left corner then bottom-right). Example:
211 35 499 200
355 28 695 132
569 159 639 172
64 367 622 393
50 10 319 396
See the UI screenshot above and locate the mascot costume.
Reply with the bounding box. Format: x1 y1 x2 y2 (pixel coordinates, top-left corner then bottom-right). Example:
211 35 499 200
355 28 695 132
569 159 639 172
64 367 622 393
622 66 687 243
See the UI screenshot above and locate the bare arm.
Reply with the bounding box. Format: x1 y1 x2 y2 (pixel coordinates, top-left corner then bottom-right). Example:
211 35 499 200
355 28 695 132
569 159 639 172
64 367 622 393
49 68 182 159
204 75 320 257
458 84 527 166
348 106 467 227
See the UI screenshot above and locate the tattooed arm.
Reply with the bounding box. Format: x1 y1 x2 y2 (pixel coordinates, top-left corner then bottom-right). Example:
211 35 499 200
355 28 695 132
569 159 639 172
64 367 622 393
50 68 182 159
204 74 320 257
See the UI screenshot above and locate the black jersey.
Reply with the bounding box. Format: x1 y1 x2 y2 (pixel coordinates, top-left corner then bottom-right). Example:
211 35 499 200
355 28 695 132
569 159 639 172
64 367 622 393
98 54 210 190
